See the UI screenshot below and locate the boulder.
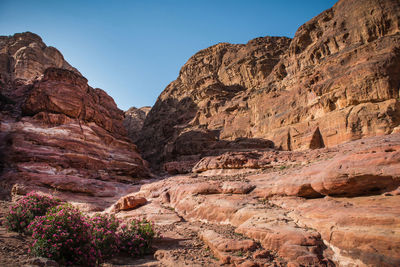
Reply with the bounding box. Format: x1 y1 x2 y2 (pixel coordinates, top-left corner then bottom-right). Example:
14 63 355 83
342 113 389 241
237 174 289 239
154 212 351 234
114 195 147 212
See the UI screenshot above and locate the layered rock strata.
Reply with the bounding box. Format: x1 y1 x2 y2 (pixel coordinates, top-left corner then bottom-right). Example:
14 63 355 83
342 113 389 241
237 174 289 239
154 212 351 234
123 106 151 142
138 0 400 169
0 32 149 210
117 133 400 266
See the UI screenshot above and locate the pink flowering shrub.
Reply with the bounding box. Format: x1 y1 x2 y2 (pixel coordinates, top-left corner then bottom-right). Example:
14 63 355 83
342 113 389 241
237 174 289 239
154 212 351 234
28 204 97 266
5 191 157 265
88 213 120 260
5 191 60 233
119 219 156 256
28 205 156 265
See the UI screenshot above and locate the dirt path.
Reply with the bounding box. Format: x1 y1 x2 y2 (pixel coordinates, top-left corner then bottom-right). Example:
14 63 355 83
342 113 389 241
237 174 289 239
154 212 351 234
0 200 33 266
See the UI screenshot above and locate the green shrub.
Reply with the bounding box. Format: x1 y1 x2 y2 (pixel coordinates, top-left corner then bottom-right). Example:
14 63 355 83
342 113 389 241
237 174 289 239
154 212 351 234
6 191 157 265
88 213 120 261
28 204 96 266
5 191 60 233
119 219 156 256
28 205 156 265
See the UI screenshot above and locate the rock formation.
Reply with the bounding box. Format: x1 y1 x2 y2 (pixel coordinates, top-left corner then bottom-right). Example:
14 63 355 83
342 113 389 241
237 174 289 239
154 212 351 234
123 106 151 141
0 32 79 83
138 36 291 169
1 0 400 266
138 0 400 170
114 1 400 265
0 32 149 210
119 133 400 266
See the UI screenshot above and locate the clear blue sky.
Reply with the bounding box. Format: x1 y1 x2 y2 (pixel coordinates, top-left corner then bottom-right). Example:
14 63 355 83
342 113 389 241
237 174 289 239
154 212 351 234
1 0 337 111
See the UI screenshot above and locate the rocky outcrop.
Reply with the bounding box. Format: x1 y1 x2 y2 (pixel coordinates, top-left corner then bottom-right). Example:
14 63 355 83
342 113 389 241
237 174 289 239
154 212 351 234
137 36 290 168
194 134 400 199
164 137 274 174
119 133 400 266
113 195 147 212
0 32 149 210
123 106 151 142
199 230 258 265
138 0 400 169
0 32 79 90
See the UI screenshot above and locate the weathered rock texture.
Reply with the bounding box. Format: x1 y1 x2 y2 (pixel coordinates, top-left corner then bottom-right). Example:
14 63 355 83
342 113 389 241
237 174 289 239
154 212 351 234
138 36 290 168
122 134 400 266
138 0 400 169
0 32 149 210
123 106 151 142
0 32 79 91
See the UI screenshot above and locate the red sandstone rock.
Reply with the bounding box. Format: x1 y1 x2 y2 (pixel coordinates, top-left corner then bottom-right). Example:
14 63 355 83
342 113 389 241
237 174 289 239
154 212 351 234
251 135 400 198
123 106 151 142
127 134 400 266
2 2 400 266
199 230 256 264
221 181 255 194
137 36 287 169
0 33 150 210
0 32 79 84
115 200 182 226
193 152 273 173
270 195 400 266
137 0 400 170
23 68 127 136
114 195 147 212
253 250 272 259
164 160 198 174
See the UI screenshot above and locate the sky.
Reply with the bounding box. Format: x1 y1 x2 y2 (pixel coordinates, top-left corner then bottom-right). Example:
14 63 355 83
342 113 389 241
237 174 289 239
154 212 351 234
0 0 337 111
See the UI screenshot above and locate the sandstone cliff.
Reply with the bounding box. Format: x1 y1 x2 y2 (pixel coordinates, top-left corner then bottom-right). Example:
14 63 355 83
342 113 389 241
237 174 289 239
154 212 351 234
138 0 400 170
0 32 149 210
124 106 151 142
0 32 79 88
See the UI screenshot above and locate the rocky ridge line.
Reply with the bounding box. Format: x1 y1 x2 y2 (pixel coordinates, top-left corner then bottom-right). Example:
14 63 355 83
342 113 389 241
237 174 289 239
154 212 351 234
0 32 150 210
137 0 400 171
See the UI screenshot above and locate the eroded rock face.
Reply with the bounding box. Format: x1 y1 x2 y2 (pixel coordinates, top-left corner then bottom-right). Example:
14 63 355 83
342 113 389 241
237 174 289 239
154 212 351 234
138 0 400 169
199 230 257 265
120 134 400 266
137 37 290 168
0 32 149 210
0 32 79 90
123 106 151 142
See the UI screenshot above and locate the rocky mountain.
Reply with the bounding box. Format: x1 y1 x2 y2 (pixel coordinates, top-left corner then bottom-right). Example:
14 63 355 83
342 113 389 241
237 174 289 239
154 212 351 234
124 106 151 142
1 0 400 266
0 32 149 210
119 2 400 264
138 0 400 171
138 36 291 169
0 32 79 87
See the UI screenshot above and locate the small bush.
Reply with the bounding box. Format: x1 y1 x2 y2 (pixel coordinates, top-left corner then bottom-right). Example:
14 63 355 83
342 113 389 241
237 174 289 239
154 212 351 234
119 219 156 256
5 192 60 233
88 213 120 261
6 191 157 265
28 206 156 265
28 204 96 266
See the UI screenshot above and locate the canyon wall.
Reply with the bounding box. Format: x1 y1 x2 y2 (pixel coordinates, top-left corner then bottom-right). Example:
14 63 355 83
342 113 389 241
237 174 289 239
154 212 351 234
138 0 400 170
124 106 151 142
0 32 149 209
